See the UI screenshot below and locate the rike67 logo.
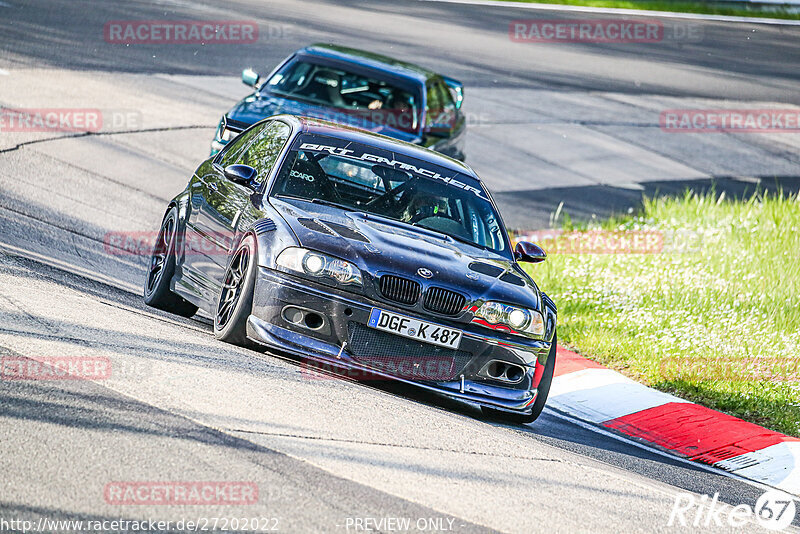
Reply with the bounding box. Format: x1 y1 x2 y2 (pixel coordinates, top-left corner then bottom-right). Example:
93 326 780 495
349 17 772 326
668 490 796 531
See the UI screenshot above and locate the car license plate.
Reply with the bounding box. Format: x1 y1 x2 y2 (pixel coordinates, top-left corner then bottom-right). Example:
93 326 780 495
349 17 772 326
367 308 462 349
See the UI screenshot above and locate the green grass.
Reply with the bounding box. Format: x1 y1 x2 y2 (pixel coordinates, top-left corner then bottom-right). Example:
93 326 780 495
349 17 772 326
522 190 800 436
504 0 800 20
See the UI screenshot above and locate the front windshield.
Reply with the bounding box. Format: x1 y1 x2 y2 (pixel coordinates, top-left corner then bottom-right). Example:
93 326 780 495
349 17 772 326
271 134 508 254
264 59 421 133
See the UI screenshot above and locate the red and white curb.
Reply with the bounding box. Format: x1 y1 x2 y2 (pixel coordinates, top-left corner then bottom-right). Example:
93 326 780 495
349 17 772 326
550 346 800 497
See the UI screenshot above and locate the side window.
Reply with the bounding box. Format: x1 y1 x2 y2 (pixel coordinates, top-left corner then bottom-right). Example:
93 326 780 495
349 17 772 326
217 123 263 168
425 82 443 127
425 80 456 129
238 121 291 185
438 81 456 114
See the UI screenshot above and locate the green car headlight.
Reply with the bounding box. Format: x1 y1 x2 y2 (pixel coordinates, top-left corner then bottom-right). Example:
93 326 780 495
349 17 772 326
214 118 232 143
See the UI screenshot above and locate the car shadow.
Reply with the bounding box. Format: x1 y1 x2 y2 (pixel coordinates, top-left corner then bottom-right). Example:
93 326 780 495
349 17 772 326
495 175 800 230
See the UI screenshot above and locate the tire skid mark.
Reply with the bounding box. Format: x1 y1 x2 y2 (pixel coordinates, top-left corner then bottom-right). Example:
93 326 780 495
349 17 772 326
13 146 172 204
231 428 577 463
0 124 210 155
0 202 143 256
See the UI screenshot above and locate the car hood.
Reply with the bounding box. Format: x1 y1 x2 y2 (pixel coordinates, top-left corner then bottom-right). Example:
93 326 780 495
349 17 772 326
270 197 541 309
227 93 421 144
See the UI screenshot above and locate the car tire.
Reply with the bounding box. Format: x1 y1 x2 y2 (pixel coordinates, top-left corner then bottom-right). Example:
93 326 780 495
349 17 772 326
143 207 198 318
482 332 557 425
214 233 257 347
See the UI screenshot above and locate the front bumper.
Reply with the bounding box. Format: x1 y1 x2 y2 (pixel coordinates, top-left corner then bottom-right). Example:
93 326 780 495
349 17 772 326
246 267 553 413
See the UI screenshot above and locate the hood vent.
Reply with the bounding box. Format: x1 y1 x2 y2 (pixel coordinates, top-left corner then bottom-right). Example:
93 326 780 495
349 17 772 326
468 262 504 278
253 218 276 234
322 220 370 243
297 218 335 235
297 218 371 243
500 272 526 287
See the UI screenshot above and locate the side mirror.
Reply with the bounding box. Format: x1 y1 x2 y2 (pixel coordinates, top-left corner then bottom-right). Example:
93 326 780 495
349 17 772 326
515 241 546 263
224 164 258 189
241 68 260 88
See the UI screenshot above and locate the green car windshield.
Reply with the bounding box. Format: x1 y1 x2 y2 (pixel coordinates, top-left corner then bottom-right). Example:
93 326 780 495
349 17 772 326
271 134 508 254
265 59 421 133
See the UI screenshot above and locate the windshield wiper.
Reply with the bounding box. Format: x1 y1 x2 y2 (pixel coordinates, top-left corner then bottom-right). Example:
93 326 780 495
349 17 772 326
310 198 358 211
267 89 322 104
410 222 492 252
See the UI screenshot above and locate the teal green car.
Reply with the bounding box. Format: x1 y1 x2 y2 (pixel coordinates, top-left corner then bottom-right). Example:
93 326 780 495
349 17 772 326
212 44 467 160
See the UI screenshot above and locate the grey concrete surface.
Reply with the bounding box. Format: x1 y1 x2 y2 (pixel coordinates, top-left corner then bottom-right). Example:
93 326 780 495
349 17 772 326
0 252 786 533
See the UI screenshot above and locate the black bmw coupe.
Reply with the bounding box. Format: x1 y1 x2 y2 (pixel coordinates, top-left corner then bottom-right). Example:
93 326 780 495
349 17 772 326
145 115 557 423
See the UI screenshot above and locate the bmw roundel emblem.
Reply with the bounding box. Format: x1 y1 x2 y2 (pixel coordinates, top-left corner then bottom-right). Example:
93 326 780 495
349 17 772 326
417 267 433 279
466 272 479 281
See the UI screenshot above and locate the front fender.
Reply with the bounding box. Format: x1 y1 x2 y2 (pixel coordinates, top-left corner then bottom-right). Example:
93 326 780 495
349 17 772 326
241 212 300 272
541 291 557 343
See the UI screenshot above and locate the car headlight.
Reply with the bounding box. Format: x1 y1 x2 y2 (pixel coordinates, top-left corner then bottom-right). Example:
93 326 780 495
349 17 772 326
276 247 362 287
214 118 232 143
302 252 325 275
507 308 530 330
481 301 505 324
473 301 544 337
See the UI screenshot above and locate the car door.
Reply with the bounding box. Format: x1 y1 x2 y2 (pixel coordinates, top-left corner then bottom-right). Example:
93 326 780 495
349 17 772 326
183 122 268 302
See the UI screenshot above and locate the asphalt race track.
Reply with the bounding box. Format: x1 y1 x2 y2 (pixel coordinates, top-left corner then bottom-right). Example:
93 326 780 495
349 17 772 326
1 0 799 532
